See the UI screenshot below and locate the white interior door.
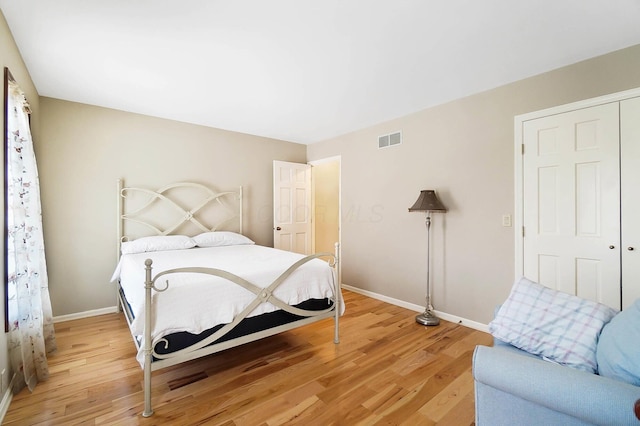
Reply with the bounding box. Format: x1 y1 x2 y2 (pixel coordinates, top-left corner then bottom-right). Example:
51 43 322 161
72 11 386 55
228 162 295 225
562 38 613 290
621 97 640 309
273 160 312 254
522 102 621 309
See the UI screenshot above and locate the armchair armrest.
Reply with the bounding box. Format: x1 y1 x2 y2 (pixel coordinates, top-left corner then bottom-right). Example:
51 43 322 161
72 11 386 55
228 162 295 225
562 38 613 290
473 345 640 425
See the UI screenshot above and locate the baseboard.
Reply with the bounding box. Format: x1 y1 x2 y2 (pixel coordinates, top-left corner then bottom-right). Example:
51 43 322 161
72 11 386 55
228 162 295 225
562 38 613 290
50 289 489 333
53 306 119 323
0 374 14 424
342 284 490 333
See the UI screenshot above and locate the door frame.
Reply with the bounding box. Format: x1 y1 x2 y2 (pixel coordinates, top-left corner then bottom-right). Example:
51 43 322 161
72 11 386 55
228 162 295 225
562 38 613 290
514 86 640 278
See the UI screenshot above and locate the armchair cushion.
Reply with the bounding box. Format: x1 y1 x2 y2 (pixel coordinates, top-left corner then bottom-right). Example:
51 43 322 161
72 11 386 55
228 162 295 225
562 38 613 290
489 277 617 373
597 298 640 386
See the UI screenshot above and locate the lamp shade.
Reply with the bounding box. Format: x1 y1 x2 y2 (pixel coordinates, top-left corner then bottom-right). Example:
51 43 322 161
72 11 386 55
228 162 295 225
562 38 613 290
408 190 447 212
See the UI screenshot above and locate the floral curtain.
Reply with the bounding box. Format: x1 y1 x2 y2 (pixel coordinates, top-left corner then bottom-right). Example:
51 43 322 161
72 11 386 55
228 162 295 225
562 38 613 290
6 79 56 393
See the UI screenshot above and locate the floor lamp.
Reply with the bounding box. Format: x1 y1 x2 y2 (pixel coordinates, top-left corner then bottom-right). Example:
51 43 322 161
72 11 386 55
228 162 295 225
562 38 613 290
409 190 447 326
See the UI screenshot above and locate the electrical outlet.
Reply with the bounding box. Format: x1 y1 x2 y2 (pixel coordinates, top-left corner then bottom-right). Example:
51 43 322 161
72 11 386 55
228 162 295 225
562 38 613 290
502 214 512 227
1 369 5 391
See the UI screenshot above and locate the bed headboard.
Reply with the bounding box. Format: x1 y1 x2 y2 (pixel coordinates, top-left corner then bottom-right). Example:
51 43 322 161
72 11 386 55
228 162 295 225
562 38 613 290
116 179 243 258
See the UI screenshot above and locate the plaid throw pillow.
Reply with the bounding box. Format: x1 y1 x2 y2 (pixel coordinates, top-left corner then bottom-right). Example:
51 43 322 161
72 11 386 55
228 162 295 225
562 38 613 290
489 277 618 373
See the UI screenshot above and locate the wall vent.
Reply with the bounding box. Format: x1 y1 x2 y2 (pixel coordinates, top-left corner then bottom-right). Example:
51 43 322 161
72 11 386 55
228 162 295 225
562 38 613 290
378 131 402 149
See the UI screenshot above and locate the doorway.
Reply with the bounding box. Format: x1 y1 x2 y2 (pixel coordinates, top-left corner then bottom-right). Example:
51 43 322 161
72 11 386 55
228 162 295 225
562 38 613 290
310 157 341 255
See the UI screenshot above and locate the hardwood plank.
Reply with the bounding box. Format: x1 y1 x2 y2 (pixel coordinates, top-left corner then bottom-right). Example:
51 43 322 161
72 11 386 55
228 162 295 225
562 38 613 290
4 290 492 425
417 368 476 422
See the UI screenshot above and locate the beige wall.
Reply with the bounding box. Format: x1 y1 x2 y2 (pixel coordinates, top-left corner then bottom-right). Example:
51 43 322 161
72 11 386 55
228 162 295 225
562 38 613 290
308 44 640 325
1 9 41 395
37 98 306 316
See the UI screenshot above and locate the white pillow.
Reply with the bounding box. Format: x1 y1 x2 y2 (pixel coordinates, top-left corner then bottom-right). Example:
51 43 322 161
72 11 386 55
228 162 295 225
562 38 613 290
121 235 196 254
489 276 618 373
193 231 255 247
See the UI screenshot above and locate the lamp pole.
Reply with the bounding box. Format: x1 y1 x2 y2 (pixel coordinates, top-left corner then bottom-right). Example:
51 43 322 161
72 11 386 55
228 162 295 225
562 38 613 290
416 211 440 326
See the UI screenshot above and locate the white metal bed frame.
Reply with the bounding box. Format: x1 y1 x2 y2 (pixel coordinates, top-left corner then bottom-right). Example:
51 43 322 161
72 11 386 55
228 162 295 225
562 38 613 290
115 179 341 417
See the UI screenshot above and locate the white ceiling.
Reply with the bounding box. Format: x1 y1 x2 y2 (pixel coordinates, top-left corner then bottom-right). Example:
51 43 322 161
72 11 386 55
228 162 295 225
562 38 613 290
2 1 640 144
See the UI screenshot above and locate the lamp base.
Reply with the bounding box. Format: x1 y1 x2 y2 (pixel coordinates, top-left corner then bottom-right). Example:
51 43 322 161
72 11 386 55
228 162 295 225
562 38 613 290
415 310 440 326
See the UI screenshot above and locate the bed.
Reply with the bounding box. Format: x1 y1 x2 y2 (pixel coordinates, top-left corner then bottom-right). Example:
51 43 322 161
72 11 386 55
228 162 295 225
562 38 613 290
112 179 342 417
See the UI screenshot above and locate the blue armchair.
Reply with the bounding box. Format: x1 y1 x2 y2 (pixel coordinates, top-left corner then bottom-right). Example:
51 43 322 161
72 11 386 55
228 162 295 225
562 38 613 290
474 279 640 425
473 340 640 425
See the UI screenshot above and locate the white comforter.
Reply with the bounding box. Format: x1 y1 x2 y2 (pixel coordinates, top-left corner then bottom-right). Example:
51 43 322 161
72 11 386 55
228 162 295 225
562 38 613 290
111 245 341 358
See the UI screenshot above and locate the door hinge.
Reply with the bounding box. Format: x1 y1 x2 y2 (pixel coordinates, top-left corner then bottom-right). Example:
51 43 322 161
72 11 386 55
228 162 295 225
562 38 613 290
522 226 525 237
521 144 525 155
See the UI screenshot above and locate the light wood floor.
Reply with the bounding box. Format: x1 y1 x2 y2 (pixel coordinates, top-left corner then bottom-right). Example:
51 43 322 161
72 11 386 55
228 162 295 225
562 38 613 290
4 290 492 425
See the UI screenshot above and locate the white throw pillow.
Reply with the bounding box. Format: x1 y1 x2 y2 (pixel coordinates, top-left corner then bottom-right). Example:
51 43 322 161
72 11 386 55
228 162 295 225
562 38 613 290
121 235 196 254
193 231 255 247
489 277 618 373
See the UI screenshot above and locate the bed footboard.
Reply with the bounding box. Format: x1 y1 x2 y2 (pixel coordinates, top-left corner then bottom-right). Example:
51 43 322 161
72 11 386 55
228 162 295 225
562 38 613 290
141 243 341 417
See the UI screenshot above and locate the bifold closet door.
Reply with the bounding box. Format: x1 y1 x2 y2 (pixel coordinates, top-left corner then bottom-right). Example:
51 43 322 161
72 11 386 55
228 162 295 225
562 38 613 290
522 102 621 309
621 97 640 309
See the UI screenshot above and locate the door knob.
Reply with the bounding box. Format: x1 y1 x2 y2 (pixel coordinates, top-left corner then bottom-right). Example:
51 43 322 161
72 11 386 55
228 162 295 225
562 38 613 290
609 245 615 249
275 226 282 231
629 247 635 251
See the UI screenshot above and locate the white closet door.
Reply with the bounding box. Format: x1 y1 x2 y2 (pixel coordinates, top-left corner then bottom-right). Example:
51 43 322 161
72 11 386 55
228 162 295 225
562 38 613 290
621 97 640 309
523 102 621 309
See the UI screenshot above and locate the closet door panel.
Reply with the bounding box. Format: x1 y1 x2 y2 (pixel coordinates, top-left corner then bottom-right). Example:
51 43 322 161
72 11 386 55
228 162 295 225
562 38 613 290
621 97 640 309
522 103 621 308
